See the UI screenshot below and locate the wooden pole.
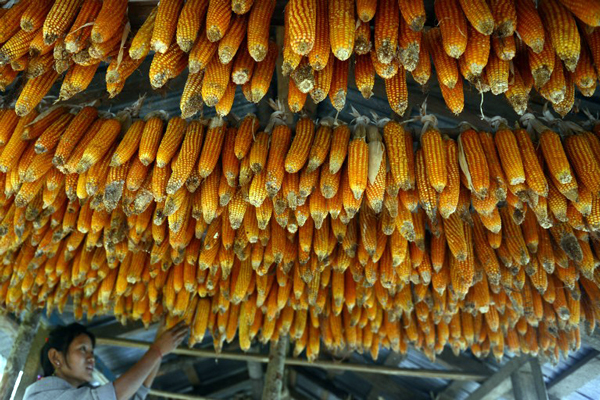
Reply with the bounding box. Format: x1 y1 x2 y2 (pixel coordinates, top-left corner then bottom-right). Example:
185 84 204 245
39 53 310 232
13 321 51 400
262 336 289 400
0 310 41 400
96 337 489 381
246 346 264 400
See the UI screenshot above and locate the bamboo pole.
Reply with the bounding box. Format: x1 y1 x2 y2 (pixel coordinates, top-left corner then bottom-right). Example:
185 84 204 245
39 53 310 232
95 337 489 381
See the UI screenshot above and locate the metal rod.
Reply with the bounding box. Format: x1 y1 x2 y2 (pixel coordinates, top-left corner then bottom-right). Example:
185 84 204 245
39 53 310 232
149 389 214 400
96 337 489 381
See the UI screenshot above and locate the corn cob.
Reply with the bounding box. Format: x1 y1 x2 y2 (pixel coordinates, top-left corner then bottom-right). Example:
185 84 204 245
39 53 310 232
177 0 209 52
494 127 525 185
540 128 573 184
15 69 59 117
266 125 292 196
149 43 187 89
328 58 348 112
75 118 121 174
539 0 580 72
354 54 375 99
458 0 494 35
106 52 145 85
232 43 255 84
167 121 205 194
435 0 468 59
91 0 128 44
398 0 426 31
459 24 489 81
129 6 157 59
0 64 18 90
0 29 38 66
151 0 184 53
198 118 227 179
59 63 100 101
179 71 205 119
564 134 600 195
282 8 303 74
347 129 368 201
382 121 410 191
573 44 597 97
218 14 247 64
421 126 447 193
386 66 408 116
425 28 458 89
42 0 84 45
374 0 399 64
398 18 421 72
287 0 316 56
34 112 75 156
155 117 187 169
250 41 278 103
328 0 354 61
0 0 31 43
490 0 517 38
354 20 372 56
514 0 544 53
247 0 276 62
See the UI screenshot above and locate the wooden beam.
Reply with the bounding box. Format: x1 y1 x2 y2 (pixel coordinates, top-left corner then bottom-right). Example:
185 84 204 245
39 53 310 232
0 310 41 400
89 319 146 338
96 336 489 380
263 336 289 400
148 389 214 400
510 359 549 400
13 322 51 400
465 356 531 400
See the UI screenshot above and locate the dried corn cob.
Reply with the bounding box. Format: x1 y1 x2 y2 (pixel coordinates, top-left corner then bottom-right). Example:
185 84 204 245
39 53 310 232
177 0 209 52
247 0 276 62
539 0 580 72
328 0 354 61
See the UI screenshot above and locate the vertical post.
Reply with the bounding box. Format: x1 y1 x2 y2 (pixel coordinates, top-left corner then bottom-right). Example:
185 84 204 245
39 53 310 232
247 346 264 400
13 321 51 400
0 310 41 400
511 359 549 400
262 336 289 400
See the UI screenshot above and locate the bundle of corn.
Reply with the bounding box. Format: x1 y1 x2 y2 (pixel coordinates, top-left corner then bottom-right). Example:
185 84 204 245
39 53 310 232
0 0 137 114
0 104 599 364
282 0 599 118
2 0 598 119
0 0 279 118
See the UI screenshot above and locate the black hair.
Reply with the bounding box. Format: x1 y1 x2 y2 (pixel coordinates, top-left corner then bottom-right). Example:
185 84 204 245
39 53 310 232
40 323 96 377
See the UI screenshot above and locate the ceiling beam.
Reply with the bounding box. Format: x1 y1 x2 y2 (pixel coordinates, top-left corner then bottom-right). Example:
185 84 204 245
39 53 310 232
96 336 489 380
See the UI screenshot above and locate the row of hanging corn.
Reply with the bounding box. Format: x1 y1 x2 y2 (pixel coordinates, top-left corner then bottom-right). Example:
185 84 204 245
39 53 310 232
1 0 600 117
0 103 598 363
